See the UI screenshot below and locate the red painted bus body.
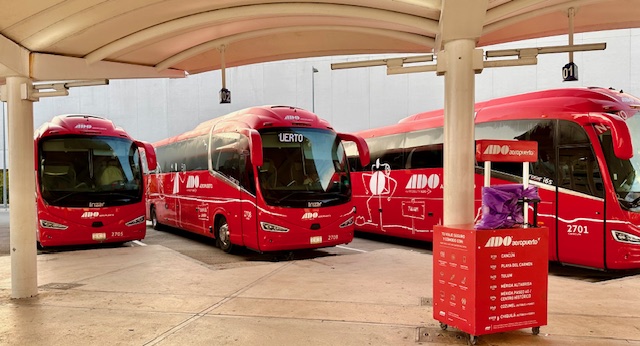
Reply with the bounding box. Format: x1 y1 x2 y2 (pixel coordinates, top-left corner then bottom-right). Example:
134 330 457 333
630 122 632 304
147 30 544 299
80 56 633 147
346 87 640 270
146 105 369 253
35 114 157 247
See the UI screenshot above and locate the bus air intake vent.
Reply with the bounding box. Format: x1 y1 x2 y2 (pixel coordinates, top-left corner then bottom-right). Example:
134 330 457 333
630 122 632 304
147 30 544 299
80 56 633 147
310 223 320 230
92 221 104 228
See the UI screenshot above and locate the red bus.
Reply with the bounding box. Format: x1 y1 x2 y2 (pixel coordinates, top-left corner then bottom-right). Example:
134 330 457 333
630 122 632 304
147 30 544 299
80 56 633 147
346 87 640 270
146 105 369 253
35 114 157 248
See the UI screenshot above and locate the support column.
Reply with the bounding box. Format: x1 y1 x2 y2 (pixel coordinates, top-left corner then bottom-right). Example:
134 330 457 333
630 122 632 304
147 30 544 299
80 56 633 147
441 39 478 226
7 76 38 298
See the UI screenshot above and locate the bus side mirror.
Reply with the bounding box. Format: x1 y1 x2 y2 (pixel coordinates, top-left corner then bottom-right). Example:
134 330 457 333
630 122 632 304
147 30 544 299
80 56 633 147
243 129 263 167
338 133 370 167
589 114 633 160
135 140 157 171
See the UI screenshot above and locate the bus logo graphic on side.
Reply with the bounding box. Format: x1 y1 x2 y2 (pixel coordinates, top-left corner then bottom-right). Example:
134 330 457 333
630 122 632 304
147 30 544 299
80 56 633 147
406 174 440 191
186 176 199 188
406 174 427 189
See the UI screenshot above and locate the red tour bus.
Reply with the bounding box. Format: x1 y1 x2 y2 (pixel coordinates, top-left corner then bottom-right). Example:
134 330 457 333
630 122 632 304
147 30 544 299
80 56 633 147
346 87 640 270
146 105 369 253
35 114 157 248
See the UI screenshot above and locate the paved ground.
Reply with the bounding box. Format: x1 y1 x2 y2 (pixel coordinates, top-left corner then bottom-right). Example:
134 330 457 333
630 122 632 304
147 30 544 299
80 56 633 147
1 243 639 345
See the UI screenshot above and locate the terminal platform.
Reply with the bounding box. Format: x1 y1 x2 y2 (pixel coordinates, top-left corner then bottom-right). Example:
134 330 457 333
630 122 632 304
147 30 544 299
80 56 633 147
1 244 640 345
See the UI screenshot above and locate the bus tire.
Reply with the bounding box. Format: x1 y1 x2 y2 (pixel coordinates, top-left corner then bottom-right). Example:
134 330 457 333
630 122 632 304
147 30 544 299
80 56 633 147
216 217 234 253
150 206 162 231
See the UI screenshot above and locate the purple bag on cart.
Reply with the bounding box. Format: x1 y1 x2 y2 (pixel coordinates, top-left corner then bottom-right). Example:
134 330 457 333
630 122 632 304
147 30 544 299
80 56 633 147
475 184 539 230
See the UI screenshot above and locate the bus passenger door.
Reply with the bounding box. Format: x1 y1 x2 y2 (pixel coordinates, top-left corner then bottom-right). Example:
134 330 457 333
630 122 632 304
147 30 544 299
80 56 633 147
556 146 606 268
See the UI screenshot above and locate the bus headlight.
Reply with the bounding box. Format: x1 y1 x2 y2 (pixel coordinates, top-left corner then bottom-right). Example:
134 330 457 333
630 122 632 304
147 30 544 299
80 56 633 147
40 220 68 230
125 215 146 226
340 216 354 228
260 222 289 233
612 230 640 244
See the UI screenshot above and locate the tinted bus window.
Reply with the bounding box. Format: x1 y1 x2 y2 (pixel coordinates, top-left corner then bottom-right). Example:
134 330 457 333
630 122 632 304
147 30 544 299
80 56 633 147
185 135 208 171
366 134 405 170
405 144 443 169
211 132 247 183
558 121 603 197
475 119 556 179
404 128 444 169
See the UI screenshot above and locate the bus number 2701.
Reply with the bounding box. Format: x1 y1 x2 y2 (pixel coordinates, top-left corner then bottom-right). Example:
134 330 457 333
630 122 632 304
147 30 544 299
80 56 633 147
567 225 588 235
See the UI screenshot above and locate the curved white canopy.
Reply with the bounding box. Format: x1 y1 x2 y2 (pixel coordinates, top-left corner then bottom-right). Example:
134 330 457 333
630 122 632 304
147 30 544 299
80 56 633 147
1 0 639 82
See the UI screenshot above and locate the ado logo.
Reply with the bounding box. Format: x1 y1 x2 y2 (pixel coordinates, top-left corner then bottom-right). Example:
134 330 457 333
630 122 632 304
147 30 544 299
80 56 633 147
302 212 318 220
485 236 540 247
484 236 513 247
186 176 199 188
81 211 99 218
406 174 440 190
483 145 510 155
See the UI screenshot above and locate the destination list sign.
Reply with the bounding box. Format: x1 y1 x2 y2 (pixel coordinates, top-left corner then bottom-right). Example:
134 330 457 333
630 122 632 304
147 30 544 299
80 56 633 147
433 225 548 336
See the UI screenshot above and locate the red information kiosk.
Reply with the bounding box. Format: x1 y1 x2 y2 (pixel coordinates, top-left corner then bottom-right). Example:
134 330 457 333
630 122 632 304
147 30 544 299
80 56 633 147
433 140 548 344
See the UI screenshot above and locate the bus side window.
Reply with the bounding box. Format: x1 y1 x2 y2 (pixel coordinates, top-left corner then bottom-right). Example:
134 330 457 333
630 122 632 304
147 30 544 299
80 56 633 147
347 156 361 171
557 121 603 198
184 135 208 171
557 147 603 198
365 133 405 171
379 150 405 170
405 144 443 169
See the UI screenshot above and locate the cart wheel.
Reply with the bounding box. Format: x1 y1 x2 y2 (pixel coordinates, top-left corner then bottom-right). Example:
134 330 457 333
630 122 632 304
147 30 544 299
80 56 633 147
439 322 448 331
532 326 540 335
468 334 478 345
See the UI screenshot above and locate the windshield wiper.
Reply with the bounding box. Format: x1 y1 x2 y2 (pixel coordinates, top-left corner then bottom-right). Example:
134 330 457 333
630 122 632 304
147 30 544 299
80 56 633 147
618 195 640 209
276 191 314 204
52 192 81 204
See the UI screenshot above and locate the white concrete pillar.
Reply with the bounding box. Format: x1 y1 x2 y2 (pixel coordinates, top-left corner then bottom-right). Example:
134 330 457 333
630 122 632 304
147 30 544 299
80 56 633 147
441 39 477 226
7 76 38 298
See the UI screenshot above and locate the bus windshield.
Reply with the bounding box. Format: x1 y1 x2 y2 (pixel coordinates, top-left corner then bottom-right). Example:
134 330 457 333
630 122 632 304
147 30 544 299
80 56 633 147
599 111 640 212
39 136 142 208
258 128 351 208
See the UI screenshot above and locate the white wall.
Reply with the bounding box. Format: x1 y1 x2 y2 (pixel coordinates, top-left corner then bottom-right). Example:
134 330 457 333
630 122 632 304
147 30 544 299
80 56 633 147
0 28 638 169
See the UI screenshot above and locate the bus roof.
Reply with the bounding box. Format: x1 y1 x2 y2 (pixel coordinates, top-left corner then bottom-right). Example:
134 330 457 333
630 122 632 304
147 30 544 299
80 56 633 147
356 87 640 139
154 105 333 147
34 114 131 140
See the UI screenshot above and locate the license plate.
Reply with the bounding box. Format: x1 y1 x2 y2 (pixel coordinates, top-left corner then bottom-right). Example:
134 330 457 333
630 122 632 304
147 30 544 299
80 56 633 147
92 232 106 241
310 236 322 244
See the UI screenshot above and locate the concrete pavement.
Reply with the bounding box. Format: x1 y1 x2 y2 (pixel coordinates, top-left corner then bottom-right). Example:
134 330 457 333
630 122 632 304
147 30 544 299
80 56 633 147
1 244 640 345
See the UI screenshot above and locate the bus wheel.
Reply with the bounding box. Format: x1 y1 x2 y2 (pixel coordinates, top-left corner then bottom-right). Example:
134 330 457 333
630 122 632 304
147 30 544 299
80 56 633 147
216 217 234 253
150 206 162 231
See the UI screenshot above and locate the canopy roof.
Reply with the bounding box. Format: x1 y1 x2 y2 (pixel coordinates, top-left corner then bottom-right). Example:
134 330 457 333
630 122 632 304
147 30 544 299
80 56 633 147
1 0 639 82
